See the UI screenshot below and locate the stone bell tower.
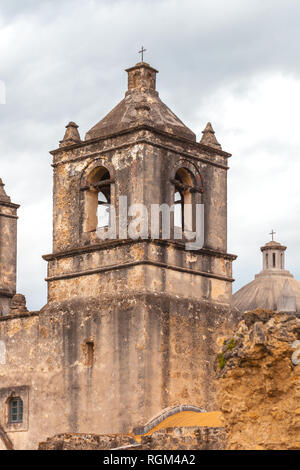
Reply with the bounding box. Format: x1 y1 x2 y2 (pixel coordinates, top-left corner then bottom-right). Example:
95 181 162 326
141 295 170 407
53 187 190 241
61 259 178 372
45 62 235 304
41 61 236 435
0 179 19 315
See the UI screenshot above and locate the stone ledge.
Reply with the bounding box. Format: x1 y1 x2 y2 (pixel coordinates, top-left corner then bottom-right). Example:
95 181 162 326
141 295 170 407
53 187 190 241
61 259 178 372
0 311 39 322
43 238 237 262
44 259 235 283
38 433 137 450
50 124 232 159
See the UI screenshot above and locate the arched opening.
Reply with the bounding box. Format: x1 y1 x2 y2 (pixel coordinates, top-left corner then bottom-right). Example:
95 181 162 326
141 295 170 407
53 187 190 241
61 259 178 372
273 253 276 268
132 404 209 436
173 168 195 232
266 253 269 269
174 188 183 229
83 167 111 232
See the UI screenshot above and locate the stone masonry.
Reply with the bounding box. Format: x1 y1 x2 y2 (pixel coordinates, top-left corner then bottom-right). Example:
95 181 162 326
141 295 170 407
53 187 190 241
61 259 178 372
217 310 300 450
0 61 237 449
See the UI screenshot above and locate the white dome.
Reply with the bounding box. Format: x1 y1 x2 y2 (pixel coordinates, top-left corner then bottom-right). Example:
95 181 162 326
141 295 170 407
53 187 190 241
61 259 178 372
233 239 300 313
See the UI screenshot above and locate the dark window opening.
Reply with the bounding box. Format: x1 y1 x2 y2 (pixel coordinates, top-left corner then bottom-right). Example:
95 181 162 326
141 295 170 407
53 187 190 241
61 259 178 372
86 341 94 367
9 397 23 424
273 253 276 268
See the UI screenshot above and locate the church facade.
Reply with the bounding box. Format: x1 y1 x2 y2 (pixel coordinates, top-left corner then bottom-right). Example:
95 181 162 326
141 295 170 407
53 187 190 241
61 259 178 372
0 62 237 450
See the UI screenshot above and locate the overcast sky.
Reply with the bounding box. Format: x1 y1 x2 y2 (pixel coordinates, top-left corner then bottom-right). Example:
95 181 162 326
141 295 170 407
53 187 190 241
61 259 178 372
1 0 300 310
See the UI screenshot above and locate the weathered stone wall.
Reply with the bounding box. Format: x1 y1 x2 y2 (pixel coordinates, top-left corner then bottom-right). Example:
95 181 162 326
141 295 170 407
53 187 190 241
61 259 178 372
140 426 226 450
217 310 300 450
38 427 226 450
47 126 234 307
39 433 137 450
50 128 230 250
0 187 19 315
0 295 238 450
45 246 233 305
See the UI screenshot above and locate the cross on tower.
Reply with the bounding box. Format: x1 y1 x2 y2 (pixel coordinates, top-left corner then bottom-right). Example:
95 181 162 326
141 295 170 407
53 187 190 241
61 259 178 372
138 46 146 62
270 229 276 241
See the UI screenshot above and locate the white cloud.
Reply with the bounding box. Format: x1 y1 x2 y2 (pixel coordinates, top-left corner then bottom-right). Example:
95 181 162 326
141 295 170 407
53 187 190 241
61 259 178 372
197 73 300 290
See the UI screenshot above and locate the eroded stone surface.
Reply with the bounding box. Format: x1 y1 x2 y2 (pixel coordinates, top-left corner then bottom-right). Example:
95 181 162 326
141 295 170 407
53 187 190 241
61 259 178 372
0 180 19 315
9 294 28 316
38 427 226 450
39 432 136 450
0 295 238 449
217 310 300 450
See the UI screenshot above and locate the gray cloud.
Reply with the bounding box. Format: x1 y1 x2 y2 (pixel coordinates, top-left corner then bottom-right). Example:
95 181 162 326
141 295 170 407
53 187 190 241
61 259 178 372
1 0 300 309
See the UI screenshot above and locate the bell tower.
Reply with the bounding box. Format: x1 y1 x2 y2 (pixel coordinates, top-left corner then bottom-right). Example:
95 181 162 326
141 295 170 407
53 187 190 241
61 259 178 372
44 62 235 305
42 61 236 434
0 179 19 315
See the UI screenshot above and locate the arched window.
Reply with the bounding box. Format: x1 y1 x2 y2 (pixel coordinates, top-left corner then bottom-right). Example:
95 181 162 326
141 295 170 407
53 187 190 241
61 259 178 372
172 168 196 232
83 167 112 232
273 253 276 268
174 188 183 229
95 169 111 228
266 253 269 269
8 397 23 424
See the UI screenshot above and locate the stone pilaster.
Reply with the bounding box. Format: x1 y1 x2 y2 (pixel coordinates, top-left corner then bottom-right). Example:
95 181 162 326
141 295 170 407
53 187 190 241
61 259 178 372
0 179 19 315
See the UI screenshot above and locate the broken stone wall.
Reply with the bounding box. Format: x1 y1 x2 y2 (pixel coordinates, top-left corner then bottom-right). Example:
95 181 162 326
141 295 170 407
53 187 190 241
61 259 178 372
38 427 226 450
217 310 300 450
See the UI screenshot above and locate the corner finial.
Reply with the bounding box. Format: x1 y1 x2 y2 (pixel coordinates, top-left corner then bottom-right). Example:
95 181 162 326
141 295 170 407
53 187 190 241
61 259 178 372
0 178 11 202
200 122 222 150
59 121 81 147
9 294 28 316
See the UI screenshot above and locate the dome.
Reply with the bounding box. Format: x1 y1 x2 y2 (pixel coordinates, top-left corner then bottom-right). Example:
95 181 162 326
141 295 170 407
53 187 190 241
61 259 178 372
262 240 282 248
233 238 300 313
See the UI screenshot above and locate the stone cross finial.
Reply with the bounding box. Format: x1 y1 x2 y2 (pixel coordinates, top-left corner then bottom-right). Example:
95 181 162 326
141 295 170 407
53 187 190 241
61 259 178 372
138 46 147 62
270 229 276 241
